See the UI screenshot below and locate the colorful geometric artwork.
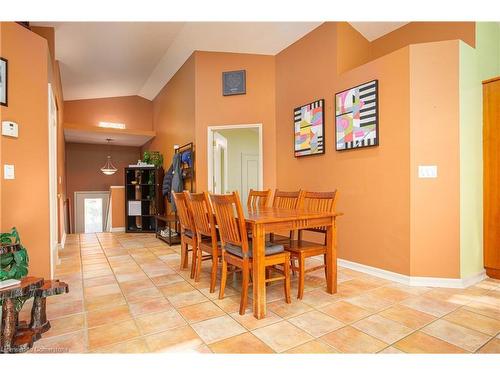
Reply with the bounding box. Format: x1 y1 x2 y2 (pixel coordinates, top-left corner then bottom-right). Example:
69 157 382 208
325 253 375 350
294 99 325 157
335 80 379 151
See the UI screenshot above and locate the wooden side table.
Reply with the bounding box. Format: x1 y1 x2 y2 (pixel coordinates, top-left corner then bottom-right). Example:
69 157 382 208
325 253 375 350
0 277 68 353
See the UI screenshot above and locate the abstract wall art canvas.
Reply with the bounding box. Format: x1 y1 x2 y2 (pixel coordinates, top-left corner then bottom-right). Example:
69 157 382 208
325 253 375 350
335 80 378 151
294 99 325 157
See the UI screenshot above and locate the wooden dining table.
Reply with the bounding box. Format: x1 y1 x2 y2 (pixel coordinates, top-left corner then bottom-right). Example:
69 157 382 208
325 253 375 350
244 207 340 319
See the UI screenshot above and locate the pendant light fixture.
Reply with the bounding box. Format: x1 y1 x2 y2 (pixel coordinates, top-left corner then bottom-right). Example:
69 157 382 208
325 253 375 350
101 138 118 175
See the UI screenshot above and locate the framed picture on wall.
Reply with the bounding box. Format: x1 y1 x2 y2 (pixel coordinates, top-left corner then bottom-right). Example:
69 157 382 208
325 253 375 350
222 70 246 96
0 57 7 107
294 99 325 157
335 79 379 151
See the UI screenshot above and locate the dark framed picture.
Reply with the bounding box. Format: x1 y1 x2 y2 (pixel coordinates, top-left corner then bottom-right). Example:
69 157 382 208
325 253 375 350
0 57 7 107
294 99 325 157
335 79 379 151
222 70 246 96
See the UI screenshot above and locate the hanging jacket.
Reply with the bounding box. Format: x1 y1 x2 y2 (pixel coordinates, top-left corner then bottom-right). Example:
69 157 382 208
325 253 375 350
170 153 184 212
162 164 174 201
162 153 184 211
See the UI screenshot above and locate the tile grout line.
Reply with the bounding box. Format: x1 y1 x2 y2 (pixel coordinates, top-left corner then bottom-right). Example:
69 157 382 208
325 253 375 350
49 232 500 354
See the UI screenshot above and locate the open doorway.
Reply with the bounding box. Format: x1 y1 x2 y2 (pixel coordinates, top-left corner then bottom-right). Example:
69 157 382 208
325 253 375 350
207 124 263 204
74 191 110 234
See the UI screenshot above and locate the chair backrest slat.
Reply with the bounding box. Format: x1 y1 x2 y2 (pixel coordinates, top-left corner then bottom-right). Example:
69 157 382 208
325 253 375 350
210 191 249 255
247 189 271 209
272 189 303 209
185 192 217 240
172 191 195 234
301 190 338 234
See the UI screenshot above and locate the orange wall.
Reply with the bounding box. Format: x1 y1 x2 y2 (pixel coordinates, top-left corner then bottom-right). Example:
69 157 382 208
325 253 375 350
110 187 125 229
0 22 51 278
64 95 153 131
143 51 276 209
334 22 476 73
337 22 371 73
31 26 55 61
0 24 3 229
31 26 68 244
142 54 196 212
370 22 475 61
274 22 465 278
276 23 412 275
65 142 140 232
409 41 461 278
194 51 277 192
144 54 195 172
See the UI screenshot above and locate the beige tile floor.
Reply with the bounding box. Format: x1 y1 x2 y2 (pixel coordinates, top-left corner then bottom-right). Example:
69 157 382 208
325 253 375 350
22 232 500 354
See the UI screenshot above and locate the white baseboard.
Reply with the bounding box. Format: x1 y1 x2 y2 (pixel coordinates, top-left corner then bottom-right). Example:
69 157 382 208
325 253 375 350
110 227 125 233
338 258 486 289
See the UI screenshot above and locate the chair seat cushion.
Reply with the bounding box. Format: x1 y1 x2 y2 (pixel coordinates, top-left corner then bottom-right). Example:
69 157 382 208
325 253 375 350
224 241 284 258
200 236 221 246
184 229 194 238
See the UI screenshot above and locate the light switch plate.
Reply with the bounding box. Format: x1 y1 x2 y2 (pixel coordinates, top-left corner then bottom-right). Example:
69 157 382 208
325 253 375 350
4 164 15 180
418 165 438 178
2 121 19 138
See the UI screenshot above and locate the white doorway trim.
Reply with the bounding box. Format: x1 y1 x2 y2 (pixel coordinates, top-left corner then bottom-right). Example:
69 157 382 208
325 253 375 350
48 84 58 277
212 132 228 193
207 123 263 193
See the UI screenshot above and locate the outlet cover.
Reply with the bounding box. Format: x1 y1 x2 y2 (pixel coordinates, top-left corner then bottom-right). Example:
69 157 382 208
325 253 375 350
418 165 438 178
4 164 15 179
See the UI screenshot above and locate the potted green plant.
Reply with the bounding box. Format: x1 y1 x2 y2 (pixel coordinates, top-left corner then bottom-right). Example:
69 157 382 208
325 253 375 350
143 151 163 168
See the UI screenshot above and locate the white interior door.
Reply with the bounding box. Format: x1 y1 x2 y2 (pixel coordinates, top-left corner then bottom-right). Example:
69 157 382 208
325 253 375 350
241 153 259 205
74 192 110 234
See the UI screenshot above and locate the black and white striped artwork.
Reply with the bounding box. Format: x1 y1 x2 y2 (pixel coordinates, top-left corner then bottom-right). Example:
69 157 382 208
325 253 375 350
335 80 378 151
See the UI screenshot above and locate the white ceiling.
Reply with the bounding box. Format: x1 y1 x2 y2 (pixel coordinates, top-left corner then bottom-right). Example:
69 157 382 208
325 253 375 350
33 22 185 100
64 128 154 146
32 22 408 101
348 22 409 41
139 22 323 100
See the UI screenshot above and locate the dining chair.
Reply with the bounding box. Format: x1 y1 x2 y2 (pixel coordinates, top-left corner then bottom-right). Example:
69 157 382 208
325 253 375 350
269 189 304 244
247 189 272 209
185 191 220 291
283 190 338 299
210 191 291 315
172 191 198 279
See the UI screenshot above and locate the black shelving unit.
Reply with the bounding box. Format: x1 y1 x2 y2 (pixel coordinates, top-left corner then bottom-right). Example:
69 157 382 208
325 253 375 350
125 166 164 233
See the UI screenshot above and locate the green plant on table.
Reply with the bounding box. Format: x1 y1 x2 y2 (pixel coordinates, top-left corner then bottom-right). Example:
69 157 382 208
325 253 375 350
0 227 30 311
0 227 29 281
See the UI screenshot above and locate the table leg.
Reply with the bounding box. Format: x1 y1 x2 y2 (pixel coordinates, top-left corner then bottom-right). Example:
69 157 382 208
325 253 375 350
252 223 266 319
0 299 17 352
30 295 50 334
325 219 337 294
